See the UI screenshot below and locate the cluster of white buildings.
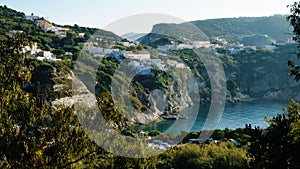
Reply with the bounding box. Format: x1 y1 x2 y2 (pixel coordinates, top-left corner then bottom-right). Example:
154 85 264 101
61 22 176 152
87 41 139 58
156 36 294 54
22 42 61 61
157 41 221 51
34 19 70 37
25 14 85 38
88 47 120 57
227 43 257 54
86 40 189 75
129 59 164 75
213 37 228 45
25 13 39 21
128 57 189 75
117 41 139 47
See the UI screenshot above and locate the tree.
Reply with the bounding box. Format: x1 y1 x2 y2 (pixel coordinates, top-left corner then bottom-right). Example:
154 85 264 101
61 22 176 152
241 4 300 168
52 48 66 56
158 143 251 169
287 1 300 81
0 34 99 168
246 101 300 168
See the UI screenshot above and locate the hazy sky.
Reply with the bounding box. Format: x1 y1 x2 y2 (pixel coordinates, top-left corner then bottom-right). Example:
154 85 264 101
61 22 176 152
0 0 296 34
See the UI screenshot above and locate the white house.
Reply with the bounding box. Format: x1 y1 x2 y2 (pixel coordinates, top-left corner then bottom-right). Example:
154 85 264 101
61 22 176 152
25 14 39 21
37 51 52 59
118 41 130 46
118 41 137 47
78 33 85 38
127 53 150 60
176 44 193 50
141 59 165 70
55 27 69 37
44 27 57 33
65 52 73 56
36 51 61 61
192 41 211 48
128 61 152 75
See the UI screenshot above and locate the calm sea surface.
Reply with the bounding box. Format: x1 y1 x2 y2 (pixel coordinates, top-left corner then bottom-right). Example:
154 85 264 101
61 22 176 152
134 100 288 133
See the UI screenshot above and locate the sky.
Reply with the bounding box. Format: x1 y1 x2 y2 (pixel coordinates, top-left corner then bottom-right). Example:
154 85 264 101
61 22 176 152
0 0 296 35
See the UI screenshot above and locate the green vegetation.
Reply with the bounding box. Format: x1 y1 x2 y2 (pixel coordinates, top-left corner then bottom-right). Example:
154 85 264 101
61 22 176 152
151 23 208 42
1 4 300 169
94 57 180 114
240 34 276 46
144 15 291 46
243 100 300 168
139 33 184 48
287 1 300 81
0 32 159 169
24 58 73 106
113 43 145 52
0 5 120 62
192 15 291 43
1 35 300 168
158 143 251 169
0 34 97 168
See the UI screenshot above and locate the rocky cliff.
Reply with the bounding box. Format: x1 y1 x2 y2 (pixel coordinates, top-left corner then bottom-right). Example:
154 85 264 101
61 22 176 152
225 44 300 102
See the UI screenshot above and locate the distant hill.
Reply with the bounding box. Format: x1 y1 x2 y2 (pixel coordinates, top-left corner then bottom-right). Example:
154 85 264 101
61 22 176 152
139 15 293 47
151 23 208 42
191 15 292 43
138 23 208 47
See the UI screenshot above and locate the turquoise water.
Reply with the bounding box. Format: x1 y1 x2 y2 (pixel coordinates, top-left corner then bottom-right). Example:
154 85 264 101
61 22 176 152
134 100 288 133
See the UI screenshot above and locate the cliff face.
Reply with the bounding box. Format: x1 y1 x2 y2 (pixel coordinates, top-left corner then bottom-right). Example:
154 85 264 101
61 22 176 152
52 75 97 108
224 63 300 102
240 66 300 101
23 62 73 106
51 71 194 125
225 44 300 102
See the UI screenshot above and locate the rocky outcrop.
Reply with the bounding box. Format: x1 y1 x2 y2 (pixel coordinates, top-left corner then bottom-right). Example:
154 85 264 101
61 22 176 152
226 91 251 102
52 71 194 125
23 63 73 106
263 87 300 102
52 75 97 108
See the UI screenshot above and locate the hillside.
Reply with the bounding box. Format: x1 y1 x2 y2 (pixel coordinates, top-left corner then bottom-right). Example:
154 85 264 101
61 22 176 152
192 15 292 42
141 15 293 46
0 6 196 124
0 5 122 107
2 5 300 125
151 23 208 42
0 5 121 61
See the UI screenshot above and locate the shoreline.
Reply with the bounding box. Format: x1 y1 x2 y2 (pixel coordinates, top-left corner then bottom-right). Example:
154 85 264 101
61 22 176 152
130 99 288 132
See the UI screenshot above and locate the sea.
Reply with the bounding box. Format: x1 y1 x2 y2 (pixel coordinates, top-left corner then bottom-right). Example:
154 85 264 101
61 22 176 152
133 100 288 134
